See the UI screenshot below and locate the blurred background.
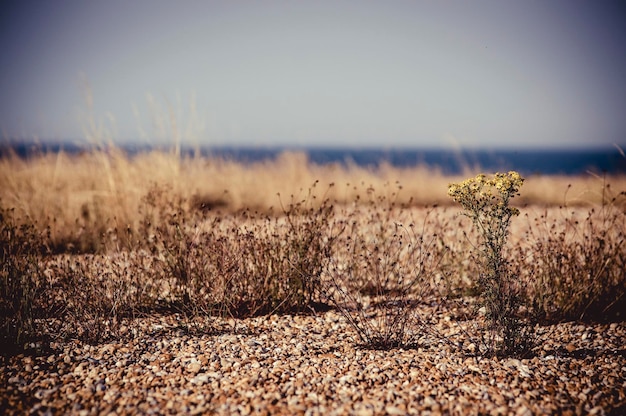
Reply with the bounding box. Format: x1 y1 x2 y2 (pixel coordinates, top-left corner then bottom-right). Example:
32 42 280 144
1 0 625 173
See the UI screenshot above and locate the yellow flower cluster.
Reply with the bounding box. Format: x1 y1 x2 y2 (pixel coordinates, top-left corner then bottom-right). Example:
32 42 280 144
448 171 524 208
447 171 524 217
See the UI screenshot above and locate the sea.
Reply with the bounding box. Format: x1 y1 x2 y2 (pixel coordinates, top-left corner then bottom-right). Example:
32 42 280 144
2 141 626 176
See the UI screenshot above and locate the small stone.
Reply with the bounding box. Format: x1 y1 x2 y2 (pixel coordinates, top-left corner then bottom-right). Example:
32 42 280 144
187 361 202 374
73 363 85 375
385 406 406 415
191 374 209 385
468 365 482 374
8 376 22 384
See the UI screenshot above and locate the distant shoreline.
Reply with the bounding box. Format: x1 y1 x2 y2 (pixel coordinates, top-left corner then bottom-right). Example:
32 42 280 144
1 140 625 176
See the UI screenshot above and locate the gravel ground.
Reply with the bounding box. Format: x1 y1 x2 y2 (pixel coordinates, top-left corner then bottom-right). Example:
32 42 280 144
2 308 625 415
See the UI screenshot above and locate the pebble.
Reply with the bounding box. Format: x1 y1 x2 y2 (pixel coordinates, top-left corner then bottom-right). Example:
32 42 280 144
1 310 625 414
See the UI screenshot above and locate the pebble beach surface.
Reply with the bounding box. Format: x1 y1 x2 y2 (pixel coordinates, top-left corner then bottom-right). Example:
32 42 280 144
2 309 625 415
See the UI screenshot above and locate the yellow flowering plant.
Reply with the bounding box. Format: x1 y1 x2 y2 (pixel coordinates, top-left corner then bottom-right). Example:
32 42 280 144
448 171 523 266
448 171 528 355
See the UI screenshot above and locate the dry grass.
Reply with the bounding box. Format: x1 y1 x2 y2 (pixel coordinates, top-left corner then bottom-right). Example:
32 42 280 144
1 147 625 354
3 148 623 253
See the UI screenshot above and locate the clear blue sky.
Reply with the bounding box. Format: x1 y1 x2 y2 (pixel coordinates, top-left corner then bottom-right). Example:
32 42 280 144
1 0 625 149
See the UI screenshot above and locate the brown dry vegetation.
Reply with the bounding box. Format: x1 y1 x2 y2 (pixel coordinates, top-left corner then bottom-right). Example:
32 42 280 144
1 148 625 355
1 148 623 252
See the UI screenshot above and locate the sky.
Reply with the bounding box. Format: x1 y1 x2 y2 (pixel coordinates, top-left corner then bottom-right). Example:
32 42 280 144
1 0 625 149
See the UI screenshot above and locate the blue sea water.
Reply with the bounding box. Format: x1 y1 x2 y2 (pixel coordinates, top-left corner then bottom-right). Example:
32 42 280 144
207 146 626 176
3 141 626 176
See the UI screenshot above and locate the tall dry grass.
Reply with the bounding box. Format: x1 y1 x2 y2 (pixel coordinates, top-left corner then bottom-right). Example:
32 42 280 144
2 147 624 253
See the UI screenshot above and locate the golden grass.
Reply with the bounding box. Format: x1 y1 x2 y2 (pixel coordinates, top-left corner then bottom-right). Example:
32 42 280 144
2 147 623 233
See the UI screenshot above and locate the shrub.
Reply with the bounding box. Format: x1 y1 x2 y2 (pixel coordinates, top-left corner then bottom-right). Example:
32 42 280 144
326 184 444 349
448 171 529 356
0 207 45 351
136 182 342 319
522 181 626 322
220 184 342 315
137 185 224 320
44 251 172 343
